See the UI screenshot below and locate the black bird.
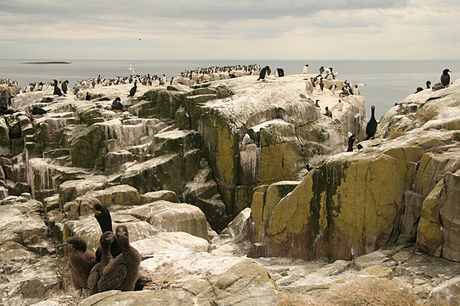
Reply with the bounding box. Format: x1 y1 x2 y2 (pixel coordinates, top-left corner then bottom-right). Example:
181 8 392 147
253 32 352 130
347 135 357 152
441 69 451 87
356 144 363 150
365 105 378 140
57 236 95 292
426 80 431 89
324 106 332 118
128 81 137 97
98 225 142 292
32 106 47 115
319 66 325 75
88 231 115 295
276 68 284 77
61 80 69 94
415 87 423 94
87 204 122 261
111 97 124 111
319 77 324 91
53 79 62 96
257 66 271 81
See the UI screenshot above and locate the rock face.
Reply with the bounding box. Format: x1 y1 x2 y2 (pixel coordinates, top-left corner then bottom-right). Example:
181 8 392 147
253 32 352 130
252 79 460 262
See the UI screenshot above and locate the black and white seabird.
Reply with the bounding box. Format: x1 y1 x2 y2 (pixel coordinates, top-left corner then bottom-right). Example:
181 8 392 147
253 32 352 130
365 105 377 140
441 69 451 87
302 64 309 74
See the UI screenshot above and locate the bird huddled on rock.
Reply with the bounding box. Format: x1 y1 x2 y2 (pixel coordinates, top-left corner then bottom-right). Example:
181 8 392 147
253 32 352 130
111 97 125 112
57 236 95 293
365 105 377 140
31 106 47 115
97 225 142 292
88 231 115 295
257 66 271 81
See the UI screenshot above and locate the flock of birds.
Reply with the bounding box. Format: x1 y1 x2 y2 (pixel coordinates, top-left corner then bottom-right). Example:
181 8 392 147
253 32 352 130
57 203 149 295
415 69 452 93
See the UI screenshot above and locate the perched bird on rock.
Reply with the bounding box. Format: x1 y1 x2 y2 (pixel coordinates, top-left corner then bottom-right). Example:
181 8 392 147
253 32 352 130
302 64 309 74
257 66 271 81
441 69 451 87
128 81 137 97
31 106 47 115
88 231 115 295
415 87 423 94
324 106 332 118
57 236 95 293
111 97 125 111
365 105 377 140
61 80 69 94
426 80 431 89
347 135 357 152
432 82 445 91
98 225 142 292
87 204 122 261
53 79 62 96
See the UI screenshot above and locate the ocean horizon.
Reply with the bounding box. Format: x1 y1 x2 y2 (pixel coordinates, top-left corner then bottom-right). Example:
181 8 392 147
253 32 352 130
1 58 459 119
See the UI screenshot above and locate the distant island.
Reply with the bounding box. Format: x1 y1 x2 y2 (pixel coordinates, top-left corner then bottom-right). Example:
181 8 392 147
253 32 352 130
22 61 72 65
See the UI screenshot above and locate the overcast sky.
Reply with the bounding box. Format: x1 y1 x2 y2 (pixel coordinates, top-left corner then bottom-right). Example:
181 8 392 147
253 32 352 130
1 0 458 60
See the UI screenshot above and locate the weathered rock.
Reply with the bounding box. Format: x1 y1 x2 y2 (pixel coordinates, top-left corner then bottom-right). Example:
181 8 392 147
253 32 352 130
83 184 141 207
429 275 460 305
141 190 179 204
58 178 108 211
123 201 209 240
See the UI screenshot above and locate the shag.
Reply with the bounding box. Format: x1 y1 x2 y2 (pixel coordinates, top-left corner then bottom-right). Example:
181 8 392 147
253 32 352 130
415 87 423 94
365 105 377 140
98 225 142 292
61 80 69 94
319 66 325 75
347 135 357 152
324 106 332 118
257 66 271 81
57 236 95 292
87 204 122 261
441 69 451 87
53 79 62 96
276 68 284 77
128 81 137 97
315 100 320 108
111 97 124 111
32 106 47 115
426 81 431 89
88 231 115 295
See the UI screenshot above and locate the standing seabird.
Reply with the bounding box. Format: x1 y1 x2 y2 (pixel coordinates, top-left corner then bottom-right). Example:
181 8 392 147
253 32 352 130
426 81 431 89
53 79 62 96
324 106 332 118
302 64 309 74
98 225 142 292
347 135 357 152
88 231 115 295
365 105 377 140
128 81 137 97
319 66 325 75
57 236 95 293
441 69 451 87
61 80 69 94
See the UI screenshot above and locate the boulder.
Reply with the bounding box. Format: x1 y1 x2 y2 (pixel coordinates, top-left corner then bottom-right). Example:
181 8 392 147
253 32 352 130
141 190 178 204
123 201 209 240
83 184 141 207
58 178 108 211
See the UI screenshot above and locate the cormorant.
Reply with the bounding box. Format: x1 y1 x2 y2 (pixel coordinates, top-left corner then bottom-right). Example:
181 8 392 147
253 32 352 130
257 66 270 81
319 77 324 91
415 87 423 94
347 135 357 152
365 105 377 140
61 80 69 94
324 106 332 118
128 81 137 97
111 97 124 111
98 225 142 292
276 68 284 77
32 106 47 115
57 236 95 292
88 231 115 295
315 100 320 108
53 79 62 96
441 69 451 87
319 66 325 75
87 204 122 261
426 81 431 89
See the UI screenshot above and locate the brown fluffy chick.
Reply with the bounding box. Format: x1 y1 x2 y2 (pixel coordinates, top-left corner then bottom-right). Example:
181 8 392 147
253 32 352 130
87 231 115 295
98 225 142 292
58 236 95 292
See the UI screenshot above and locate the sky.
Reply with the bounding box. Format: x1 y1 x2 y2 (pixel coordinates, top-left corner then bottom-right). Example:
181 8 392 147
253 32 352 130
0 0 459 60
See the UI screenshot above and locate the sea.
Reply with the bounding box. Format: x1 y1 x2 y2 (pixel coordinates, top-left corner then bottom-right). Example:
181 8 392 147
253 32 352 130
1 58 459 119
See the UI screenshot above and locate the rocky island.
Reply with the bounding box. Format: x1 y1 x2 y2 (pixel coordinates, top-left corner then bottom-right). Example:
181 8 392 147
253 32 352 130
0 69 459 305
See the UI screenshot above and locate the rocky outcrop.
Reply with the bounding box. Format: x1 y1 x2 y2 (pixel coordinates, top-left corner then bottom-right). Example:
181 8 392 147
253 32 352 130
252 79 460 262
